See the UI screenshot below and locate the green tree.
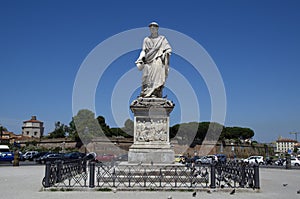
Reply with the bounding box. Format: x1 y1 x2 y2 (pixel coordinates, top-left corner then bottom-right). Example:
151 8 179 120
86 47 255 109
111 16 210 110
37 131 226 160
96 116 112 137
221 127 254 140
68 119 77 140
170 124 180 138
68 118 83 148
48 121 67 138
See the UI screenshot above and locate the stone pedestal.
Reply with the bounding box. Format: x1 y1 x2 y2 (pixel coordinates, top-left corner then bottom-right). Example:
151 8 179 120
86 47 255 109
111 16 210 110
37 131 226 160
128 97 175 164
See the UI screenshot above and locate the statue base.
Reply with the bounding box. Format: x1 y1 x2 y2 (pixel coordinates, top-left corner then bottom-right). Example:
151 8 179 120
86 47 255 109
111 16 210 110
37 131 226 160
128 147 174 164
128 97 175 164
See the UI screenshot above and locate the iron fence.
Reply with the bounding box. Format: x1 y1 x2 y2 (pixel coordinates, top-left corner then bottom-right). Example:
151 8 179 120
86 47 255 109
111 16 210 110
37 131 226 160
42 159 87 188
42 160 260 190
92 163 210 189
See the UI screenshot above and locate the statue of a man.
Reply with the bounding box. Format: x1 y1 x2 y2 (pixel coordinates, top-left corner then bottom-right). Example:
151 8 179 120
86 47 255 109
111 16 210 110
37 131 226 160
135 22 172 98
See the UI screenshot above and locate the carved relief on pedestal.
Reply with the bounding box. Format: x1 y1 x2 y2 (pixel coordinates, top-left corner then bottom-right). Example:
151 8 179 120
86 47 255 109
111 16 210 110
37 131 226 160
135 118 168 142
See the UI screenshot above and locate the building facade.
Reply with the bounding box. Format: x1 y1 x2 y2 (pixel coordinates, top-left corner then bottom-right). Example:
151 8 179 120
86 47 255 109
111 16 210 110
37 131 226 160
22 116 44 138
275 137 297 153
0 131 21 144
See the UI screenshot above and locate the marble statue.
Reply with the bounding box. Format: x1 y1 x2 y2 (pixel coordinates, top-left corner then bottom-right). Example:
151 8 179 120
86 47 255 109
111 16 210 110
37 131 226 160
135 22 172 98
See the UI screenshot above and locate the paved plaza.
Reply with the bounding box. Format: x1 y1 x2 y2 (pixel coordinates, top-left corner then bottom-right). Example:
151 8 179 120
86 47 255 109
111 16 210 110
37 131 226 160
0 165 300 199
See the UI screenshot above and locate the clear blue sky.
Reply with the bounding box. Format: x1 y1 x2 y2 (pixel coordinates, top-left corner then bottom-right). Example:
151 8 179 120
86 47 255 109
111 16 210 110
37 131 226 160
1 0 300 143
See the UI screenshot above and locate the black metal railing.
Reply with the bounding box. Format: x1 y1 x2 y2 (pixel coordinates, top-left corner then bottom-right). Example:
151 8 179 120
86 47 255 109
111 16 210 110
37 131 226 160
214 162 260 189
42 158 87 188
91 163 210 189
42 160 260 190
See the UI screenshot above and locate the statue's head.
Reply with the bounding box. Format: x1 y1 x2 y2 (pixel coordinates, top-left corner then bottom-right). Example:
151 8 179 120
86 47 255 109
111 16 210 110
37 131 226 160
148 22 159 35
148 22 159 27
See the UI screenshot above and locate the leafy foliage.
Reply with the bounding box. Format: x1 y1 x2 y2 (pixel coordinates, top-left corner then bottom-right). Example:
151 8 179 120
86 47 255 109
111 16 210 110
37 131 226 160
96 116 112 136
170 121 254 146
46 109 255 148
48 121 68 138
220 127 254 140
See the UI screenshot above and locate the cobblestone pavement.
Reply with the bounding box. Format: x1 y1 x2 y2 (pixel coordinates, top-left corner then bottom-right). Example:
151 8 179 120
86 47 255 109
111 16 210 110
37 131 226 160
1 165 300 199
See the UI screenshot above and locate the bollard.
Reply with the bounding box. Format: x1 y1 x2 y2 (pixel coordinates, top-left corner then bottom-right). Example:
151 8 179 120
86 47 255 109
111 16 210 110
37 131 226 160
89 162 95 188
210 163 216 189
13 150 19 166
285 154 291 169
253 164 260 189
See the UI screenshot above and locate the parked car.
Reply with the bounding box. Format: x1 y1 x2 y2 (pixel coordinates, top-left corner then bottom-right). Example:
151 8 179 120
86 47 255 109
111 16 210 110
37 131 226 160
39 153 63 164
179 155 188 164
186 155 200 164
0 145 14 163
195 156 215 165
215 154 227 163
63 152 86 161
174 154 183 163
21 151 38 161
283 157 300 167
292 157 300 166
243 156 264 165
207 155 218 162
95 154 116 162
35 152 53 164
32 151 48 161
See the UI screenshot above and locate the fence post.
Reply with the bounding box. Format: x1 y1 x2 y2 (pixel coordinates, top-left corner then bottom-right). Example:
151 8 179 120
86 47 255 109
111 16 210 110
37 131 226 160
44 161 51 187
253 164 260 189
210 163 216 189
159 168 162 187
77 159 82 173
240 163 246 188
128 168 131 187
83 159 87 173
143 168 147 187
89 162 95 188
174 168 177 188
113 167 116 187
56 160 62 183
